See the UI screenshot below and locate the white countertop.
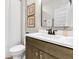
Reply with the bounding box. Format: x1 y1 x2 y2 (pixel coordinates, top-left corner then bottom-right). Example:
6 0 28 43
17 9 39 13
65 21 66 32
25 33 73 49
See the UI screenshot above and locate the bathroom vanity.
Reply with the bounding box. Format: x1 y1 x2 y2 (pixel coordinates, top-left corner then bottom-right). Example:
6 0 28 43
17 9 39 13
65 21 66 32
25 33 73 59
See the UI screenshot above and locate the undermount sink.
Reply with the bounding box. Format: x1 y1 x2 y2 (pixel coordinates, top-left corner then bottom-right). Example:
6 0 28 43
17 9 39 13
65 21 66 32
45 35 63 39
32 33 72 40
32 33 64 39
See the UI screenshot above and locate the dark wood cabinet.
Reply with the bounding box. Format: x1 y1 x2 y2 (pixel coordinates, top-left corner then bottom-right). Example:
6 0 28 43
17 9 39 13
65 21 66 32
26 36 73 59
27 44 57 59
26 44 33 59
32 46 40 59
26 44 40 59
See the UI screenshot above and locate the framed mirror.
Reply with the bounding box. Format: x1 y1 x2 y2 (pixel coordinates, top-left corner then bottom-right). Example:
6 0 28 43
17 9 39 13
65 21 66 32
41 0 72 29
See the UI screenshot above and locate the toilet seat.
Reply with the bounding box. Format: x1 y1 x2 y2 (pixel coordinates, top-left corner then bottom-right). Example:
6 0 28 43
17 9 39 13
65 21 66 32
9 44 25 59
10 45 25 53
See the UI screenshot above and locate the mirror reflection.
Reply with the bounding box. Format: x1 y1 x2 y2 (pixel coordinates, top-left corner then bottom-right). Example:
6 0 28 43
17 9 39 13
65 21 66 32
41 0 72 29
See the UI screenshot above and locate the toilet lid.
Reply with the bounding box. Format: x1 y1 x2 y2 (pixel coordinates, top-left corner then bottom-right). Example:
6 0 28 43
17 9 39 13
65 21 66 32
10 45 25 52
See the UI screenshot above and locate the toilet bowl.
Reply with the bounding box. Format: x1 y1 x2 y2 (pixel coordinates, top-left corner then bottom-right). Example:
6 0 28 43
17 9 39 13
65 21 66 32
10 45 25 59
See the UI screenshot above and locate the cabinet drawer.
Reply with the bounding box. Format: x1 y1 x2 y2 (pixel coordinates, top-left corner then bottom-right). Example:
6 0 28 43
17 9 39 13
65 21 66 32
26 37 73 59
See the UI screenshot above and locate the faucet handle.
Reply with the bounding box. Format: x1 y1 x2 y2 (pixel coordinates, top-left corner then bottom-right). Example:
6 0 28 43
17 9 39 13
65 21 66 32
52 30 57 35
46 29 52 34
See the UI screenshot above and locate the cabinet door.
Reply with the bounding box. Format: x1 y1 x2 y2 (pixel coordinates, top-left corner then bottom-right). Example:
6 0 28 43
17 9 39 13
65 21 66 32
32 46 40 59
27 44 34 59
27 44 39 59
40 51 58 59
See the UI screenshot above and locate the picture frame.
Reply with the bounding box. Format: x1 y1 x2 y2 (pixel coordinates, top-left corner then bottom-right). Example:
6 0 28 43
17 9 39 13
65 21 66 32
27 3 35 16
27 15 35 28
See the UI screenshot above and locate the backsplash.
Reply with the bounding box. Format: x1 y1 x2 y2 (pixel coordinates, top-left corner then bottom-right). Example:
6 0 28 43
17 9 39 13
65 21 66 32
38 29 73 36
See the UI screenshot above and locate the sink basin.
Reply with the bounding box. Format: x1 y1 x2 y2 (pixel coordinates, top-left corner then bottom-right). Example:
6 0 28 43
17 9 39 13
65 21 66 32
26 33 73 41
32 33 64 39
32 33 73 40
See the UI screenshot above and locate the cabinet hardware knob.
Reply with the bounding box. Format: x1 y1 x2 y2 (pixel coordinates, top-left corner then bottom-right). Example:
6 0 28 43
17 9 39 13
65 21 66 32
35 52 38 56
40 55 42 59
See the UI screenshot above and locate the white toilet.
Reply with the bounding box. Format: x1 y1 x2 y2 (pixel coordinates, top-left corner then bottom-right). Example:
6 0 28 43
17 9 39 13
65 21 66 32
9 45 25 59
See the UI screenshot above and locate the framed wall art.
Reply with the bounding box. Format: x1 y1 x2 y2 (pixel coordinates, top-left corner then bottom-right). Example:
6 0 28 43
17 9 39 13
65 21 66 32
27 15 35 27
27 3 35 16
